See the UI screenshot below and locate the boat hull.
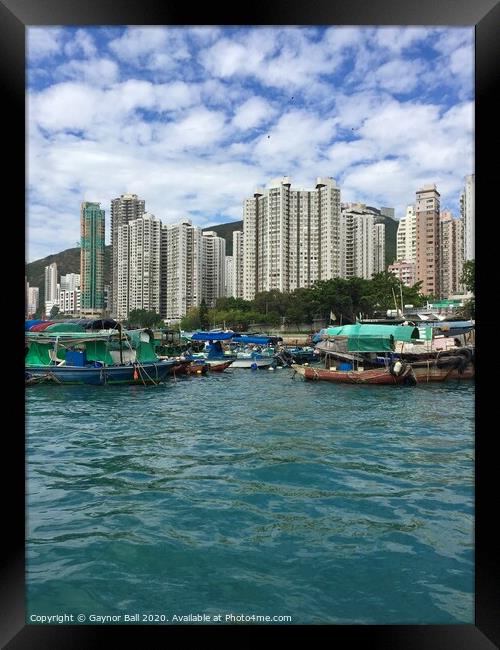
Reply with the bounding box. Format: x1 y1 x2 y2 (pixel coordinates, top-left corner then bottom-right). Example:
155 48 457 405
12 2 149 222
25 361 178 385
292 364 415 385
411 363 474 382
231 357 276 368
207 360 233 371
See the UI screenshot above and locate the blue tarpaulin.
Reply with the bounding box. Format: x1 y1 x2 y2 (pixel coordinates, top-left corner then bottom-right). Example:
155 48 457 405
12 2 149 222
232 335 279 345
25 319 46 330
191 331 235 341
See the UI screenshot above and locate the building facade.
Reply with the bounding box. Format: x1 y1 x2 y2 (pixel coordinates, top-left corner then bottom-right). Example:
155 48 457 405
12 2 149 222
44 262 58 304
225 256 234 298
27 286 39 318
460 174 475 261
232 231 244 299
80 201 105 314
339 207 385 279
160 219 203 321
388 261 416 287
415 184 440 298
202 231 226 308
58 289 81 315
111 193 146 316
440 211 464 298
243 177 341 300
396 205 416 263
60 273 80 292
116 213 161 320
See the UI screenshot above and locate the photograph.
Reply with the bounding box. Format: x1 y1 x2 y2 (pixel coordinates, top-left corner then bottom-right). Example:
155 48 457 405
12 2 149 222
3 0 499 647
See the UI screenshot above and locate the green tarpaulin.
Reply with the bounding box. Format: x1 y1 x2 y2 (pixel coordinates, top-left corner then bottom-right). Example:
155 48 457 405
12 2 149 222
323 324 420 353
84 340 114 365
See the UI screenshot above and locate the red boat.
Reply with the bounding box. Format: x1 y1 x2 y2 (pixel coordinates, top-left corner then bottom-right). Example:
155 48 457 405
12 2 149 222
291 362 416 385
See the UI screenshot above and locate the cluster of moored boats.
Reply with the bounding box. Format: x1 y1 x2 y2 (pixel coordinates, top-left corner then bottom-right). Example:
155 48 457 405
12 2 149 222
24 318 474 386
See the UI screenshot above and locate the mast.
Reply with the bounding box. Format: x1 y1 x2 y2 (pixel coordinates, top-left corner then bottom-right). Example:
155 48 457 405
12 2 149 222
118 321 123 365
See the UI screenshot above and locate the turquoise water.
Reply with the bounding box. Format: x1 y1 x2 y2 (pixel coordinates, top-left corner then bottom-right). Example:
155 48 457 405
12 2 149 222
26 370 474 625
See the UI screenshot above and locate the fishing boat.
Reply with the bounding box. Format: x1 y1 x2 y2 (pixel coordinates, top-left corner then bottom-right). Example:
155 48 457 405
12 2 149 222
229 334 278 369
312 323 474 384
401 347 474 382
301 324 419 385
292 361 416 385
275 345 319 366
25 324 185 385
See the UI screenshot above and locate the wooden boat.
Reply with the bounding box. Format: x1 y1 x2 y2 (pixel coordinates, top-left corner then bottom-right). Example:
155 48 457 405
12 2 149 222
185 361 209 375
207 360 233 372
291 362 416 385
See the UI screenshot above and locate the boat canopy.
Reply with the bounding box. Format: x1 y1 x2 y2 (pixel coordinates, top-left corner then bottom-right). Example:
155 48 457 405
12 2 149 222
191 331 235 341
322 324 420 352
25 328 159 366
43 323 86 332
232 335 280 345
25 319 46 330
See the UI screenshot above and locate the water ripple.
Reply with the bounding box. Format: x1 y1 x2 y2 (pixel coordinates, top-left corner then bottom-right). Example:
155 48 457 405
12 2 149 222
26 373 474 623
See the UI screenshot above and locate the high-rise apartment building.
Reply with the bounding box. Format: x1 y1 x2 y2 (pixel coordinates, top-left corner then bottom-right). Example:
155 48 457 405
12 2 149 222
60 273 80 292
374 223 385 275
59 289 81 314
202 231 226 308
460 174 475 261
160 219 203 321
243 177 341 300
116 213 161 320
225 256 234 297
415 184 440 298
27 286 39 318
339 210 385 279
44 262 58 304
388 261 416 287
111 193 145 316
440 211 464 298
80 201 105 314
232 231 244 298
396 205 416 262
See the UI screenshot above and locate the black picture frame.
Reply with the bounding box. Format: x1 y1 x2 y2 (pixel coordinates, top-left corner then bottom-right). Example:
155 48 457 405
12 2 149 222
4 0 499 647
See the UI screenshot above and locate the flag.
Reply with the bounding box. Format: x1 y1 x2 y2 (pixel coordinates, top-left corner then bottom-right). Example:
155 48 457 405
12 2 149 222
330 310 336 323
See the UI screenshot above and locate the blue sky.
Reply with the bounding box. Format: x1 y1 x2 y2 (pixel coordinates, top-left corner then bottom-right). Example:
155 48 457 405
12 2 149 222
27 26 474 262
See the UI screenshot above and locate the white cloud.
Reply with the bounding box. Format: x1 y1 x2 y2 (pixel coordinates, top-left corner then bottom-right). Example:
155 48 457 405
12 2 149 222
372 27 430 53
232 97 276 130
370 59 426 94
108 27 190 70
28 27 64 61
27 26 474 261
57 58 120 86
64 29 97 58
253 110 338 162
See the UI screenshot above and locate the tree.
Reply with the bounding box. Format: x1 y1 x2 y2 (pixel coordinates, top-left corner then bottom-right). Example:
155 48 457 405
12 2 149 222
180 307 201 331
458 260 475 319
127 309 164 329
199 299 209 330
49 305 60 319
460 260 475 295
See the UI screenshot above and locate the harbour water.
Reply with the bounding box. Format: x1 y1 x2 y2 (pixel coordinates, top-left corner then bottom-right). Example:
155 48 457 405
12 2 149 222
26 369 474 624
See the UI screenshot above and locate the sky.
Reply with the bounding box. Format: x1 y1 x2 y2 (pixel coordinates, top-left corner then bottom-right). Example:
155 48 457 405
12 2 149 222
27 26 474 262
